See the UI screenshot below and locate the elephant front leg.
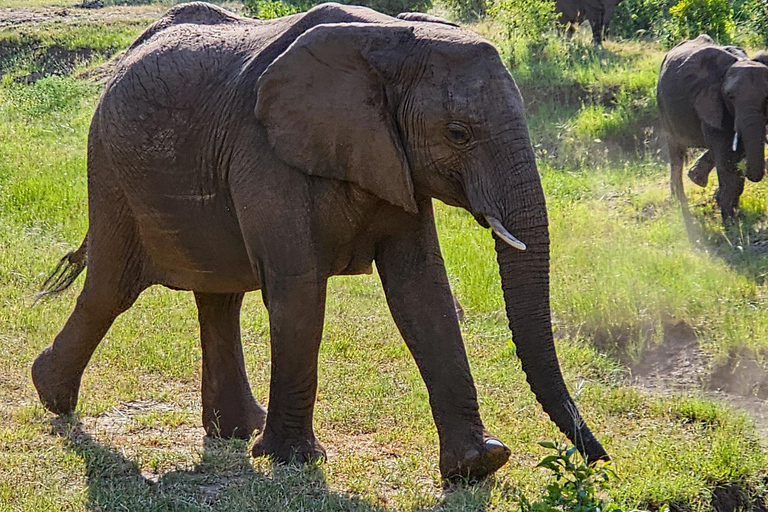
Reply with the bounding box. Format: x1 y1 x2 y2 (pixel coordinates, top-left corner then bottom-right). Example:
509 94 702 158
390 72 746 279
687 150 715 187
195 292 267 439
714 167 745 222
375 201 510 481
252 276 328 464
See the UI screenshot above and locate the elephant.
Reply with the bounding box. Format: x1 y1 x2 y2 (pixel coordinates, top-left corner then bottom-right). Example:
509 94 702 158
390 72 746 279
657 35 768 221
555 0 623 45
31 1 608 481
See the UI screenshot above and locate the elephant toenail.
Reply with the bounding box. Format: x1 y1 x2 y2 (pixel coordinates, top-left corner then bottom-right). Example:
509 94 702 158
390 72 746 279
485 438 505 449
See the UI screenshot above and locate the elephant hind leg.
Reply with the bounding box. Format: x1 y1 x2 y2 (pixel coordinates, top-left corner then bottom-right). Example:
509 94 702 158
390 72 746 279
669 141 687 206
32 143 149 415
195 292 267 439
31 224 148 415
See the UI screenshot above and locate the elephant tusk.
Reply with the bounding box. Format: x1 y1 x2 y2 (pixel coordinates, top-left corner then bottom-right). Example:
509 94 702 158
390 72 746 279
732 132 739 152
485 215 526 251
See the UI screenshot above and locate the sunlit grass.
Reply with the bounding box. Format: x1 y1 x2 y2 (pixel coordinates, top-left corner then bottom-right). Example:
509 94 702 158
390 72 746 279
1 6 768 512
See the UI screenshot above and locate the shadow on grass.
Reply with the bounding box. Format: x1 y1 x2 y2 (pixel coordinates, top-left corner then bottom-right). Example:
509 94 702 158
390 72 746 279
685 200 768 285
49 416 494 512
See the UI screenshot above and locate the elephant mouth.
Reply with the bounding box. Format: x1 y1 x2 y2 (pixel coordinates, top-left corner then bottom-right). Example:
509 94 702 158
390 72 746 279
473 212 490 228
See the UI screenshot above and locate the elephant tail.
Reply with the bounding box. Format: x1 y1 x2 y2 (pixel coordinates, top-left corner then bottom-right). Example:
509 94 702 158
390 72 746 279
35 234 88 300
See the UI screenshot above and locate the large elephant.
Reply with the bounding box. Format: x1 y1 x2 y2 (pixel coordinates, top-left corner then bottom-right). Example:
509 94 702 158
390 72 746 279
31 1 608 480
555 0 623 45
657 35 768 221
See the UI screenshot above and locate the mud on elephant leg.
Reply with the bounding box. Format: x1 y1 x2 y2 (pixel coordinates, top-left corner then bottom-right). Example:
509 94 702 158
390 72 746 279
195 292 267 439
251 277 327 464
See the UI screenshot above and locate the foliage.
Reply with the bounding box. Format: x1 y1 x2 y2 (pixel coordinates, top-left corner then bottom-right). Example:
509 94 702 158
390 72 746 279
610 0 672 39
734 0 768 47
243 0 305 18
515 440 624 512
667 0 735 44
441 0 488 19
489 0 559 58
244 0 431 17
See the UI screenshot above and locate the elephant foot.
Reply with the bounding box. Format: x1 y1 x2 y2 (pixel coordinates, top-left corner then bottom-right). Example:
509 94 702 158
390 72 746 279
251 427 326 464
440 433 511 482
31 348 81 415
203 398 267 440
687 167 709 187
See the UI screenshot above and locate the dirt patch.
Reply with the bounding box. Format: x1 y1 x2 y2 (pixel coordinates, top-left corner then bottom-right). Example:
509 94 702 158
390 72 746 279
708 354 768 400
0 5 164 28
0 8 68 29
711 482 768 512
630 321 709 392
628 320 768 436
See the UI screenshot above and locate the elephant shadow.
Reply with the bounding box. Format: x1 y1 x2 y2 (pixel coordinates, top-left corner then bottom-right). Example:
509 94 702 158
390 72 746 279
686 200 768 284
49 416 494 512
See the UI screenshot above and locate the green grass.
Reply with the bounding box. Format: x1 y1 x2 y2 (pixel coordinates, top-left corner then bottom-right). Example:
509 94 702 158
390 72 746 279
1 4 768 512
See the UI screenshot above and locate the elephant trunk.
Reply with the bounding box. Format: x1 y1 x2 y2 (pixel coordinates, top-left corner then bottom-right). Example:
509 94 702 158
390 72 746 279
736 111 766 183
470 139 608 464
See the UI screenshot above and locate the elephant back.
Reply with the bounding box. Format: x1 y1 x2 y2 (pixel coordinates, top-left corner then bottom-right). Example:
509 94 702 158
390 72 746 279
128 3 252 51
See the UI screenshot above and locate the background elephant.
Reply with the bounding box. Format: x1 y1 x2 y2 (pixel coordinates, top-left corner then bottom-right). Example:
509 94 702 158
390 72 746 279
555 0 623 45
657 35 768 221
31 1 608 480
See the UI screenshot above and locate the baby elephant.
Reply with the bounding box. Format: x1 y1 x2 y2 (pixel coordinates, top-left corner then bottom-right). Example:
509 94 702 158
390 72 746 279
657 35 768 221
31 2 608 481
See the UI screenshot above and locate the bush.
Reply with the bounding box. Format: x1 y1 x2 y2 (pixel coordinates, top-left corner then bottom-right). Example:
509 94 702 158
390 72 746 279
442 0 488 19
610 0 672 39
243 0 304 18
490 0 559 48
735 0 768 47
667 0 734 44
243 0 431 17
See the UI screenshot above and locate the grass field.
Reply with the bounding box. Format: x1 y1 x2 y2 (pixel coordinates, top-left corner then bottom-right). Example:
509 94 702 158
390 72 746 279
2 3 768 511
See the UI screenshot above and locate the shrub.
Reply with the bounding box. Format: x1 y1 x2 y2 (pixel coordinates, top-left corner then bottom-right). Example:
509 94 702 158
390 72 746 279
735 0 768 47
243 0 304 18
244 0 431 17
442 0 488 19
490 0 559 48
667 0 734 44
610 0 672 39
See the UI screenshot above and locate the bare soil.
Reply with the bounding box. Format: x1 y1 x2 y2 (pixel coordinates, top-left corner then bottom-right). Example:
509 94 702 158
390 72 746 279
629 320 768 437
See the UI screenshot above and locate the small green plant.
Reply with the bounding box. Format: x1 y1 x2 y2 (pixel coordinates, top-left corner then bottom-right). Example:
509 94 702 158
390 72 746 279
667 0 734 44
517 440 622 512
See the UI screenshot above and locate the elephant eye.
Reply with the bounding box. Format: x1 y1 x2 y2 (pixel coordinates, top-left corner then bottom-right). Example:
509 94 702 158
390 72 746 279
446 122 472 146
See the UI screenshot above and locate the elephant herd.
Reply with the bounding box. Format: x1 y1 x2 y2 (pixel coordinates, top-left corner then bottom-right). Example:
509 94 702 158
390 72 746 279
658 35 768 221
27 1 765 484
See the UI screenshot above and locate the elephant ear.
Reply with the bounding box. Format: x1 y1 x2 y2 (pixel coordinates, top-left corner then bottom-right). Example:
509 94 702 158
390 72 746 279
255 23 418 214
691 47 741 129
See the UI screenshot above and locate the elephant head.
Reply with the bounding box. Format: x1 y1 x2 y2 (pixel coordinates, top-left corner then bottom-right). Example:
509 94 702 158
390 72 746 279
255 22 608 463
695 49 768 183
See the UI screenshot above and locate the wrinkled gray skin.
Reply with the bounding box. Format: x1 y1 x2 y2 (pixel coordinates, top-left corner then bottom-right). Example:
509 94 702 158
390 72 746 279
31 2 608 480
555 0 622 45
658 35 768 221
